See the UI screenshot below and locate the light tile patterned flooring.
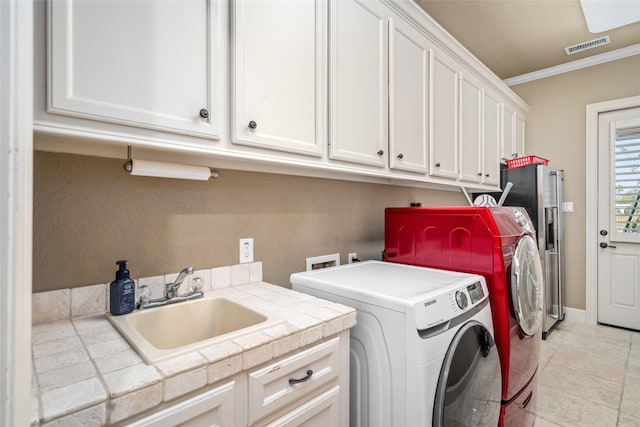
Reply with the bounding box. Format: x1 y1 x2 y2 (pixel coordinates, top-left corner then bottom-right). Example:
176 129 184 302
533 320 640 426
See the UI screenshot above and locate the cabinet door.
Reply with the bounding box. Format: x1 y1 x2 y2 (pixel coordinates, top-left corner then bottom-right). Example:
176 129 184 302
482 90 501 187
459 71 483 183
430 49 459 179
388 16 430 174
48 0 220 139
502 104 516 160
515 112 526 157
329 0 388 167
265 386 341 427
233 0 326 156
128 380 236 427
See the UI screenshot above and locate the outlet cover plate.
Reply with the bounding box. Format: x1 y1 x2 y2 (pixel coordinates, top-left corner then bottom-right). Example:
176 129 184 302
239 238 254 263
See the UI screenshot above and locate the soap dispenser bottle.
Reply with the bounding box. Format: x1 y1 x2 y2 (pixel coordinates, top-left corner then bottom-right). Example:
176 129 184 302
110 260 135 315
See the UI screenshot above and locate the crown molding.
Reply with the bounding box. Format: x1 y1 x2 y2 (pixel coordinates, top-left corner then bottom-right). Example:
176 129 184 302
504 43 640 86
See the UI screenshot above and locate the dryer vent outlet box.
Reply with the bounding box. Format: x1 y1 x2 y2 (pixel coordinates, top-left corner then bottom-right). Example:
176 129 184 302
305 253 340 271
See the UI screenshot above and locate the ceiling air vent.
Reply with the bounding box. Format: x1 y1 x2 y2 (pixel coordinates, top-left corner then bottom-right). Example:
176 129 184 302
564 36 610 55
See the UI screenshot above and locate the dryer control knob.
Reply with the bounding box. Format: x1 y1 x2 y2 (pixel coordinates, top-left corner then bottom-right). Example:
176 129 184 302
455 291 469 309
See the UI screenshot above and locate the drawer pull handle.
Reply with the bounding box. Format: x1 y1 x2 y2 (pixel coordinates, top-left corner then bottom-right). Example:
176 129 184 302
289 369 313 385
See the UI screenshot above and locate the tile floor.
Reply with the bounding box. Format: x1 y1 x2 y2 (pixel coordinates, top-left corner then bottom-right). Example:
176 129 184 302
533 320 640 426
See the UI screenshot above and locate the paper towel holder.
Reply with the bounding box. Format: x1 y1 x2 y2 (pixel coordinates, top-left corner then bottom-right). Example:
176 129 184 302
123 146 220 181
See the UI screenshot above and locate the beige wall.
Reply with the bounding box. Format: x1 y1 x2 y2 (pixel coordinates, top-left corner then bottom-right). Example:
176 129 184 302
33 151 463 292
511 55 640 310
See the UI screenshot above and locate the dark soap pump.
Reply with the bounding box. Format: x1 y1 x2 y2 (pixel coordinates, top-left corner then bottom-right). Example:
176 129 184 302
110 260 135 315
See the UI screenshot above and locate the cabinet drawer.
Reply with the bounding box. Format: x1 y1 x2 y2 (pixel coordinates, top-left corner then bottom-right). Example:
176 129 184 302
248 337 341 425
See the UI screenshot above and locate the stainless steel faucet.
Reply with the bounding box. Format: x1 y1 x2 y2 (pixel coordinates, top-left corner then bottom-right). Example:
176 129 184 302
137 266 204 310
165 266 194 299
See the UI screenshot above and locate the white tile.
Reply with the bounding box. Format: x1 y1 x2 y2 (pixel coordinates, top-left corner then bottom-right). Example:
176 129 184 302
107 383 163 425
211 266 231 289
163 367 207 402
33 289 71 325
40 378 106 422
249 262 263 282
199 340 243 363
155 351 207 378
32 335 84 359
86 338 131 359
102 364 162 398
71 284 107 317
273 332 301 358
72 314 112 335
242 343 273 370
41 404 106 427
32 320 76 345
34 347 89 375
207 354 243 385
93 349 143 375
37 360 96 392
230 264 250 286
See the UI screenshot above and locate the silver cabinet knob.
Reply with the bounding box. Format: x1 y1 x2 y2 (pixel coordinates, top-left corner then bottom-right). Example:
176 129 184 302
248 121 257 130
199 109 209 119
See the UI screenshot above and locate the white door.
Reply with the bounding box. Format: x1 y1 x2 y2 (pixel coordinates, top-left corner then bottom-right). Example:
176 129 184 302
597 107 640 330
233 0 326 156
388 15 430 174
459 70 483 183
48 0 221 138
329 0 388 167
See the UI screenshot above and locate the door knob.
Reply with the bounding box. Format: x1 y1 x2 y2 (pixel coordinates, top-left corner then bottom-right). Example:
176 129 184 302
600 242 617 249
600 230 608 236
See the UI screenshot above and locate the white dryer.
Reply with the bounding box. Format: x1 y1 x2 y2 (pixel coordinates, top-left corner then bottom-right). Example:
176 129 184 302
290 261 501 427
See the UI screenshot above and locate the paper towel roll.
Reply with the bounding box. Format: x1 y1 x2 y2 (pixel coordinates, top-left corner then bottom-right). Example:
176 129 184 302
129 159 211 181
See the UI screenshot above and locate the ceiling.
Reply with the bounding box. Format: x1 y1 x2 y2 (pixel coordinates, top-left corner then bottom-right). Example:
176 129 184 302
414 0 640 80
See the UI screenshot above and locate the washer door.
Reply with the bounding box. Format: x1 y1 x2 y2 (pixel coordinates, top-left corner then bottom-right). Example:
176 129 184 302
511 234 544 336
433 322 502 427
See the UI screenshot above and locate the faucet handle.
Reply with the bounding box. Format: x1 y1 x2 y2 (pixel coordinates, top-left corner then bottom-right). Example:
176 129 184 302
138 285 150 307
192 277 203 293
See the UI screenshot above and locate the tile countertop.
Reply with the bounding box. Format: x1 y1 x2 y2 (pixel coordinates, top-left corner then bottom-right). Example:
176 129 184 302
31 282 357 426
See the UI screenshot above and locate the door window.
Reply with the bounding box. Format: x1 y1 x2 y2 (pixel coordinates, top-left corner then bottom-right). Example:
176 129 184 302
511 235 544 336
433 322 501 427
612 119 640 242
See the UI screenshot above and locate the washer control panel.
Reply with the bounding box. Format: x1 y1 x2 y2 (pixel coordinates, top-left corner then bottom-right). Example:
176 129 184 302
412 278 488 330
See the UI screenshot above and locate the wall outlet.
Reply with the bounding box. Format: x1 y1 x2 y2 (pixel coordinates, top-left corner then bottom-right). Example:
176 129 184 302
239 238 254 263
348 253 358 263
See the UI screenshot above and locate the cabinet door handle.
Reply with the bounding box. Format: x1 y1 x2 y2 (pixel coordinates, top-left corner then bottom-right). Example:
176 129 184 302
377 150 384 156
397 153 404 159
248 120 258 130
199 109 209 119
485 173 490 178
477 172 482 176
289 369 313 385
435 162 441 167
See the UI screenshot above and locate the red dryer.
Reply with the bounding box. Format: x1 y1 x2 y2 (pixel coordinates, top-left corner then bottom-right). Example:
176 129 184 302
384 206 543 427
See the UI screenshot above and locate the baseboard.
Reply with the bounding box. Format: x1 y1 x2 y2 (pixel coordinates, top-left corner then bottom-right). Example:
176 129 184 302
563 307 587 323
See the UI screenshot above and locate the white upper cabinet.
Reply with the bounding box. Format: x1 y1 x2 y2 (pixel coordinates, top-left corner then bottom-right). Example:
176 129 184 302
459 70 483 183
232 0 327 156
329 0 388 167
482 89 501 187
47 0 221 139
388 16 430 174
429 48 460 179
515 112 526 158
502 103 525 160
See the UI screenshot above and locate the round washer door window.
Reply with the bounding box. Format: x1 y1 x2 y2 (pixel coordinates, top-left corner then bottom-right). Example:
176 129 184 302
511 234 544 336
433 322 502 427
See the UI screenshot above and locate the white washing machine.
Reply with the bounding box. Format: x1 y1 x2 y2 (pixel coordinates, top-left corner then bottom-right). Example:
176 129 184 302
290 261 501 427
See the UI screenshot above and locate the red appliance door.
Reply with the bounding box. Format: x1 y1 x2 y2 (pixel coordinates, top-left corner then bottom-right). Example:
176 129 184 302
511 235 544 336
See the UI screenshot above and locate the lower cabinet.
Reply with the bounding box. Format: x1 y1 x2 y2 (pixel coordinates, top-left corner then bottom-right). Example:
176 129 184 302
128 380 237 427
127 332 349 427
